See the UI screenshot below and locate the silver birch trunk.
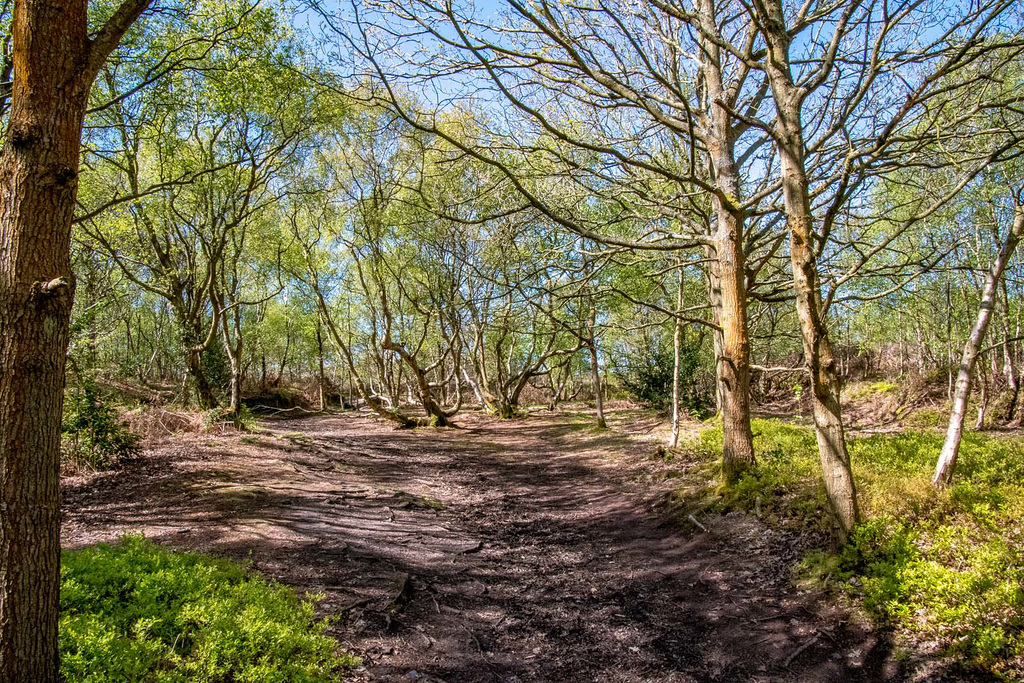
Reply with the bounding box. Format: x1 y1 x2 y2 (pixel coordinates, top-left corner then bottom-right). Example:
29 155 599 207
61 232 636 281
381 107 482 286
934 209 1024 485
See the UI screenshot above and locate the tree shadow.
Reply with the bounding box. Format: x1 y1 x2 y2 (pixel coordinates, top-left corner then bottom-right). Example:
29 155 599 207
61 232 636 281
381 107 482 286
60 412 951 682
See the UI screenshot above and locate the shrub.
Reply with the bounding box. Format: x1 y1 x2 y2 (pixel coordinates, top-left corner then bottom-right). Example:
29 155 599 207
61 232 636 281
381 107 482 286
615 335 712 414
62 378 141 469
60 536 357 682
871 380 898 394
201 405 257 432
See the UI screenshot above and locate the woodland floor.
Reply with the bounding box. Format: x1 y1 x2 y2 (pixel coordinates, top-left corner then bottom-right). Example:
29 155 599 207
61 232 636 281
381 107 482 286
62 409 916 683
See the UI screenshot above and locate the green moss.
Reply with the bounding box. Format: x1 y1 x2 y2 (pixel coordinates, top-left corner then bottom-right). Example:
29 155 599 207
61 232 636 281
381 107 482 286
60 536 358 682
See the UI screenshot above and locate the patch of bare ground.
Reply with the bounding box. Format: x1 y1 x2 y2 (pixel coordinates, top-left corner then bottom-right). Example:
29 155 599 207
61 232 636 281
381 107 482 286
63 409 907 682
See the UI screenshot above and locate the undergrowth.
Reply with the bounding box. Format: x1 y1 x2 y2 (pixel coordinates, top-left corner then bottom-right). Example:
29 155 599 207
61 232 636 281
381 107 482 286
62 378 141 470
60 536 358 682
679 419 1024 677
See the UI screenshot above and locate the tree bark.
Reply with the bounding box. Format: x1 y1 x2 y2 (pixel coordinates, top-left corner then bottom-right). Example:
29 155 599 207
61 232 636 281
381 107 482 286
1002 282 1019 421
0 0 150 679
381 338 454 426
587 304 606 429
756 0 859 540
184 324 218 410
316 317 327 411
671 265 685 448
934 209 1024 485
974 362 988 431
218 308 243 416
714 213 757 484
695 0 756 482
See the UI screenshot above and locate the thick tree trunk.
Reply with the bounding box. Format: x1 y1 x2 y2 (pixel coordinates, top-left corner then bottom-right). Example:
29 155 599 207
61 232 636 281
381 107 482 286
185 345 218 410
695 0 755 483
934 209 1024 485
783 165 859 540
715 216 757 484
757 0 859 540
0 0 150 678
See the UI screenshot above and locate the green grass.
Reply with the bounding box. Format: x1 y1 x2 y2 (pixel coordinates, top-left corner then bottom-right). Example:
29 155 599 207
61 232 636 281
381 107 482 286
60 536 358 682
903 406 947 428
680 420 1024 677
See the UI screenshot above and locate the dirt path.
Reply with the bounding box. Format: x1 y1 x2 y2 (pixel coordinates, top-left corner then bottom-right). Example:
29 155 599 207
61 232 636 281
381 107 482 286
62 410 902 682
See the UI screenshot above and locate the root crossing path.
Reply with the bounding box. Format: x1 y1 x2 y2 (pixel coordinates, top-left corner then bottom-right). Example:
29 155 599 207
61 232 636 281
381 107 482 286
62 411 902 682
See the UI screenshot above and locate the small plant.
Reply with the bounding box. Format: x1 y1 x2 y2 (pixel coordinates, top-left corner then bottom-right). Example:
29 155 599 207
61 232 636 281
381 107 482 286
62 378 141 469
60 536 358 682
201 405 257 432
870 380 897 394
230 404 257 431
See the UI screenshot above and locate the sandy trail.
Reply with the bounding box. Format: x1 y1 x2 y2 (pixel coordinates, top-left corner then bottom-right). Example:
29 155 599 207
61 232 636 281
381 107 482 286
62 410 900 682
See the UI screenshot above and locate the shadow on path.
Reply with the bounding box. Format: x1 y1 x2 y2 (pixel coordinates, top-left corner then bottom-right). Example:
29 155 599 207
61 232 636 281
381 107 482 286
63 411 907 682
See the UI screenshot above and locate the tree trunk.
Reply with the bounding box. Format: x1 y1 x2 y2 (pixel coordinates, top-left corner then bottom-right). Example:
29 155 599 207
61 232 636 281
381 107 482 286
974 362 988 431
185 344 218 410
216 297 243 417
316 318 327 411
781 157 859 540
946 279 954 399
695 0 755 483
934 209 1024 486
672 265 685 448
463 366 490 412
275 318 291 385
0 0 150 678
587 304 606 429
309 287 415 428
588 341 606 428
715 218 757 484
1002 282 1019 421
757 0 859 539
382 339 453 427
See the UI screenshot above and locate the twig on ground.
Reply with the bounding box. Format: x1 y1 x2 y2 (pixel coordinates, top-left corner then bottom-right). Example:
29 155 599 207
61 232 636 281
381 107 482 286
783 633 819 667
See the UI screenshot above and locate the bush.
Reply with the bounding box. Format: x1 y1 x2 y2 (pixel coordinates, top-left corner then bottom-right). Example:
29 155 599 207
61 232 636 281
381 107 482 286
615 334 712 414
202 405 257 432
681 420 1024 674
62 378 141 469
60 536 358 682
